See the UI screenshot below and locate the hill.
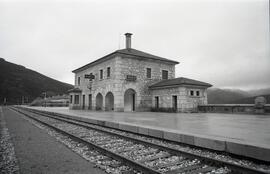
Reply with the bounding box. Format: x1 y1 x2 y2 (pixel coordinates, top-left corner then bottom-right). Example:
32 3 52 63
231 94 270 104
207 88 251 104
207 88 270 104
0 58 73 104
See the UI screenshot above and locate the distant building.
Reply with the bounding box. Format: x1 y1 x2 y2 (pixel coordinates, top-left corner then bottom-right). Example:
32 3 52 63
68 33 212 112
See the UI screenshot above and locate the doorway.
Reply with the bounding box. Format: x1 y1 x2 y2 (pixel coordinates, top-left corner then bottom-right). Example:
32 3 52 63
105 92 114 111
82 95 85 109
96 93 103 110
172 95 177 111
124 89 136 111
88 94 92 110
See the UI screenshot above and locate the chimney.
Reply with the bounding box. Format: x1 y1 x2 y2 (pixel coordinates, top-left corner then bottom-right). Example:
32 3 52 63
125 33 132 49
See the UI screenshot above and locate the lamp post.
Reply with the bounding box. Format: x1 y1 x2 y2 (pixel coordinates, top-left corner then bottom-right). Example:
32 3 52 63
4 98 6 105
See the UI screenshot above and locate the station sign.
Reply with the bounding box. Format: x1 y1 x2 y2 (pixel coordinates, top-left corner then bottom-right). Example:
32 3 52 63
85 74 95 80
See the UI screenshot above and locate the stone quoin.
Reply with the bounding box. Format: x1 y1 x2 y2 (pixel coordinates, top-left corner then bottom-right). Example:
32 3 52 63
68 33 212 112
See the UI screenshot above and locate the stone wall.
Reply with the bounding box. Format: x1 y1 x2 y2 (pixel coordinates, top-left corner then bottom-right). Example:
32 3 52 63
74 55 118 110
198 104 270 114
119 55 175 111
71 55 176 111
151 86 208 112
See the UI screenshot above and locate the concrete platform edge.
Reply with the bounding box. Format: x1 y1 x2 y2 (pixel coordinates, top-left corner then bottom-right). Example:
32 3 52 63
26 108 270 162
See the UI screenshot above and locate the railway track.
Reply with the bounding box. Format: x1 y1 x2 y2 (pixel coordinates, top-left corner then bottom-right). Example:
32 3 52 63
10 106 270 174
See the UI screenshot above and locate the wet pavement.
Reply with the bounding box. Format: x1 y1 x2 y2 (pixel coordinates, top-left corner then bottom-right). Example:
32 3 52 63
26 106 270 148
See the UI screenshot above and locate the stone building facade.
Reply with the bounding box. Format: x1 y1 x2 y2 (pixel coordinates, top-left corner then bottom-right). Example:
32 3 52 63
68 33 212 112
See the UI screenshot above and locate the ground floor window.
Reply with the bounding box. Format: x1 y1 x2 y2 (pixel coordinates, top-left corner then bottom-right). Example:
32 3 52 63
70 95 73 104
88 94 92 110
155 96 159 108
172 95 177 110
74 95 79 104
82 95 85 109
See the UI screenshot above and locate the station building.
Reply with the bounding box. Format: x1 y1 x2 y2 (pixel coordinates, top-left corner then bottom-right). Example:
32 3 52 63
68 33 212 112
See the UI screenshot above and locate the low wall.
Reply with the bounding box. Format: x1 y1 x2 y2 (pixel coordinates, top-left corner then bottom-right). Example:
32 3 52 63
198 104 270 114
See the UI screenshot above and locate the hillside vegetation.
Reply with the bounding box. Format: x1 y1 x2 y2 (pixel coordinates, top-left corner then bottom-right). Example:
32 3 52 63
207 88 270 104
0 58 73 104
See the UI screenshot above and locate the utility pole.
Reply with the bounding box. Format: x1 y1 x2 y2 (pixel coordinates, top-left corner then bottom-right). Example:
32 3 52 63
4 98 6 105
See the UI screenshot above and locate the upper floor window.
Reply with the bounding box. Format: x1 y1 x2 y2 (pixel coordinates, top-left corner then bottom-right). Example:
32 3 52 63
190 90 194 96
100 69 103 80
196 91 200 96
146 68 151 78
162 70 168 80
107 67 111 78
78 77 81 86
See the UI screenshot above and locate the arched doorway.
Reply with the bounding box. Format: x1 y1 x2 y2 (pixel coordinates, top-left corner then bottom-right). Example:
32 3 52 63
105 92 114 111
96 93 103 110
124 89 136 111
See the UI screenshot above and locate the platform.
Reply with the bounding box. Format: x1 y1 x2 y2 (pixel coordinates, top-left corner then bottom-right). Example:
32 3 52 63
1 107 104 174
24 106 270 162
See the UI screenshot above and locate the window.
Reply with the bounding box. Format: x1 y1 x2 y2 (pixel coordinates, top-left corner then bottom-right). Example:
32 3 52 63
74 95 79 104
82 95 85 109
100 69 103 79
155 96 159 108
196 91 200 96
70 95 73 104
146 68 151 78
78 77 80 86
162 70 168 80
172 95 177 110
107 67 111 78
190 90 194 96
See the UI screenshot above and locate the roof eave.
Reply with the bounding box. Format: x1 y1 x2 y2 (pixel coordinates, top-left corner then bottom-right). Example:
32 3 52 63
67 88 82 93
149 83 212 90
117 51 179 64
72 51 118 73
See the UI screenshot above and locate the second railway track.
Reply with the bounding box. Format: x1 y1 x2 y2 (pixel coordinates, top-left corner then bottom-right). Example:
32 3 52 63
10 106 270 174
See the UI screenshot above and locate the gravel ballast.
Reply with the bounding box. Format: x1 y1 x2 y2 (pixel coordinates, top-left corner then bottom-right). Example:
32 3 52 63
0 107 19 174
2 107 105 174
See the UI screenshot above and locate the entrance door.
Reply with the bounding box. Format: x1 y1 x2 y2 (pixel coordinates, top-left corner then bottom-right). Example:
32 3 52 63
155 96 159 108
96 93 103 110
105 92 114 111
172 95 177 111
82 95 85 109
132 93 135 111
124 89 136 112
88 94 92 110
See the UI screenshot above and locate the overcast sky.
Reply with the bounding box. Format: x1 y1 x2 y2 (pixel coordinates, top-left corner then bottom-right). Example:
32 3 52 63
0 0 269 90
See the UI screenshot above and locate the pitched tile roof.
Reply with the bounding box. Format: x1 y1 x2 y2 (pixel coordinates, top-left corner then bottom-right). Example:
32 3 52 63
149 77 212 89
67 88 82 93
72 48 179 73
116 48 179 64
